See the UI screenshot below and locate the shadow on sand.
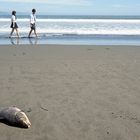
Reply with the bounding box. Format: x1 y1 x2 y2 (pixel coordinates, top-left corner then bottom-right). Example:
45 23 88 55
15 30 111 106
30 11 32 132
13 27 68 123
0 119 28 129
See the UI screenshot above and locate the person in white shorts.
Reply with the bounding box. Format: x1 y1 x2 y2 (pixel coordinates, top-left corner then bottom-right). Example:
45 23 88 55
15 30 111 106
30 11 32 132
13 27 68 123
28 9 37 38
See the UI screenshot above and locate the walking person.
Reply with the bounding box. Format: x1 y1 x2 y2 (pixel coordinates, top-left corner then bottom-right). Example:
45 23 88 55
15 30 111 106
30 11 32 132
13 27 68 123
10 10 19 38
28 9 37 38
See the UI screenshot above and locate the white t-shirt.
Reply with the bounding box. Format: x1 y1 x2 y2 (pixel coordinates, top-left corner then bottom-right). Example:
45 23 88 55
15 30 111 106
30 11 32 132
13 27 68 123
30 14 36 24
11 15 16 23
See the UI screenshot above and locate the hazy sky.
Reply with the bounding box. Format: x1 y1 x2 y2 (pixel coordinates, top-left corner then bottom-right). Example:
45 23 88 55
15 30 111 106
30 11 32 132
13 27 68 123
0 0 140 15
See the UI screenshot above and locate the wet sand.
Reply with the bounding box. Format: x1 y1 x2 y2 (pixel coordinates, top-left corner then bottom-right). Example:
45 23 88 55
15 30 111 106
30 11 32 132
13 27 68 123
0 44 140 140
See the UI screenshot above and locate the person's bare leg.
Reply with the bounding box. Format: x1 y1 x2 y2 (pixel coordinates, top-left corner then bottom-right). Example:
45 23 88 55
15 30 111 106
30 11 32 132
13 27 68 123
10 28 14 37
28 29 33 38
16 28 19 38
34 29 37 37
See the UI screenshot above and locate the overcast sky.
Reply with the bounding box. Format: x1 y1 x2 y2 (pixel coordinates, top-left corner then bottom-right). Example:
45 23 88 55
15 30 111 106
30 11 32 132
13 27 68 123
0 0 140 15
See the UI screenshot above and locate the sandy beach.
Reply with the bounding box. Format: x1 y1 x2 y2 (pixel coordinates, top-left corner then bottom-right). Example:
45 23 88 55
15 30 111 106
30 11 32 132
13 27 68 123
0 44 140 140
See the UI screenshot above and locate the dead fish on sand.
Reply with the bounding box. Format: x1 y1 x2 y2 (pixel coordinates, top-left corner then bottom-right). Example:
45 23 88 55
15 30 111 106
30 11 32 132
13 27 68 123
0 107 31 128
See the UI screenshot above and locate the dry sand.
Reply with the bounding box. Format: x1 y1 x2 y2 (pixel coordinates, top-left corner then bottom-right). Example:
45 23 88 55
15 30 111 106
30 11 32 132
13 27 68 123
0 44 140 140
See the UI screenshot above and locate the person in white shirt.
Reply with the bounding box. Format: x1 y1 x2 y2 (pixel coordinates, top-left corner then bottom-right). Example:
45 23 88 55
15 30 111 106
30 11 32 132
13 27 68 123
10 10 19 38
28 9 37 38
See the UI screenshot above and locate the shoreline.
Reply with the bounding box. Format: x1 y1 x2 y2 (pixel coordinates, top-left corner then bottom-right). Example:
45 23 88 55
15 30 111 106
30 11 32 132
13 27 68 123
0 44 140 140
1 34 140 46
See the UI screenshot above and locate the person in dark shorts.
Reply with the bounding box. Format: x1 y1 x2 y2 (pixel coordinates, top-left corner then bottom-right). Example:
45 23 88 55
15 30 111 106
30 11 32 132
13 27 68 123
28 9 37 38
10 10 19 38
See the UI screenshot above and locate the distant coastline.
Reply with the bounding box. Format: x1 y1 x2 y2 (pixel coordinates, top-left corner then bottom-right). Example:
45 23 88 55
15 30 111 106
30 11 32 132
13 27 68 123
0 12 140 19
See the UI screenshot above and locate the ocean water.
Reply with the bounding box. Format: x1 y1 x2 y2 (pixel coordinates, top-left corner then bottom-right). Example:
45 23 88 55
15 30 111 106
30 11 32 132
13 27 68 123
0 15 140 45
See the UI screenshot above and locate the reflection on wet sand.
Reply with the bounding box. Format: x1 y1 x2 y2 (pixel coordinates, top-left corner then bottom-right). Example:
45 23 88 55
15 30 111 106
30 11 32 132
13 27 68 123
9 37 38 45
28 37 38 45
10 37 19 45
